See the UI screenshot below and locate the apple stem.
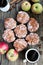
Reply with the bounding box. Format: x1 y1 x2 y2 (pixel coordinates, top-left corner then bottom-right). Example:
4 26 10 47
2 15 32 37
26 3 28 5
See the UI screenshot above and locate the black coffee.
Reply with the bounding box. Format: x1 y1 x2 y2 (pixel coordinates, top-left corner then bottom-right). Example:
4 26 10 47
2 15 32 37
0 0 7 7
27 50 38 61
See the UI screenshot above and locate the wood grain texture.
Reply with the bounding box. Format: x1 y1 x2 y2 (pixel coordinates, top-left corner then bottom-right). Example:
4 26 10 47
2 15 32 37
0 0 43 65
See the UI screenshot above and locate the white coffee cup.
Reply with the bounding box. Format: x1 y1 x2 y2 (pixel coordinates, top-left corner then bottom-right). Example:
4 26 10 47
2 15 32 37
23 48 40 64
0 0 10 12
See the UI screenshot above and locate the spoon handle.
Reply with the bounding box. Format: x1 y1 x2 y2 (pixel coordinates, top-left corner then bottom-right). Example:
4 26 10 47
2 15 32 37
34 63 37 65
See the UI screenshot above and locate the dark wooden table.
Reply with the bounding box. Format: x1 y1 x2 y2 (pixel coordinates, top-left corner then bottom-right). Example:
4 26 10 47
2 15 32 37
0 0 43 65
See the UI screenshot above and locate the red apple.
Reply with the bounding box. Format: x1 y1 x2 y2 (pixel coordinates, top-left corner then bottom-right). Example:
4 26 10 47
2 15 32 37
6 49 19 61
0 42 9 54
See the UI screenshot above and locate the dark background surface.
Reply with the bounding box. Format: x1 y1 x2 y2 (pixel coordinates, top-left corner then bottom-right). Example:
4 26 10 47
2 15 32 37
0 0 43 65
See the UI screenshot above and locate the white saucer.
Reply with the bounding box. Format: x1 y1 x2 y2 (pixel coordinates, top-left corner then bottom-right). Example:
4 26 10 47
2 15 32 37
0 3 10 12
